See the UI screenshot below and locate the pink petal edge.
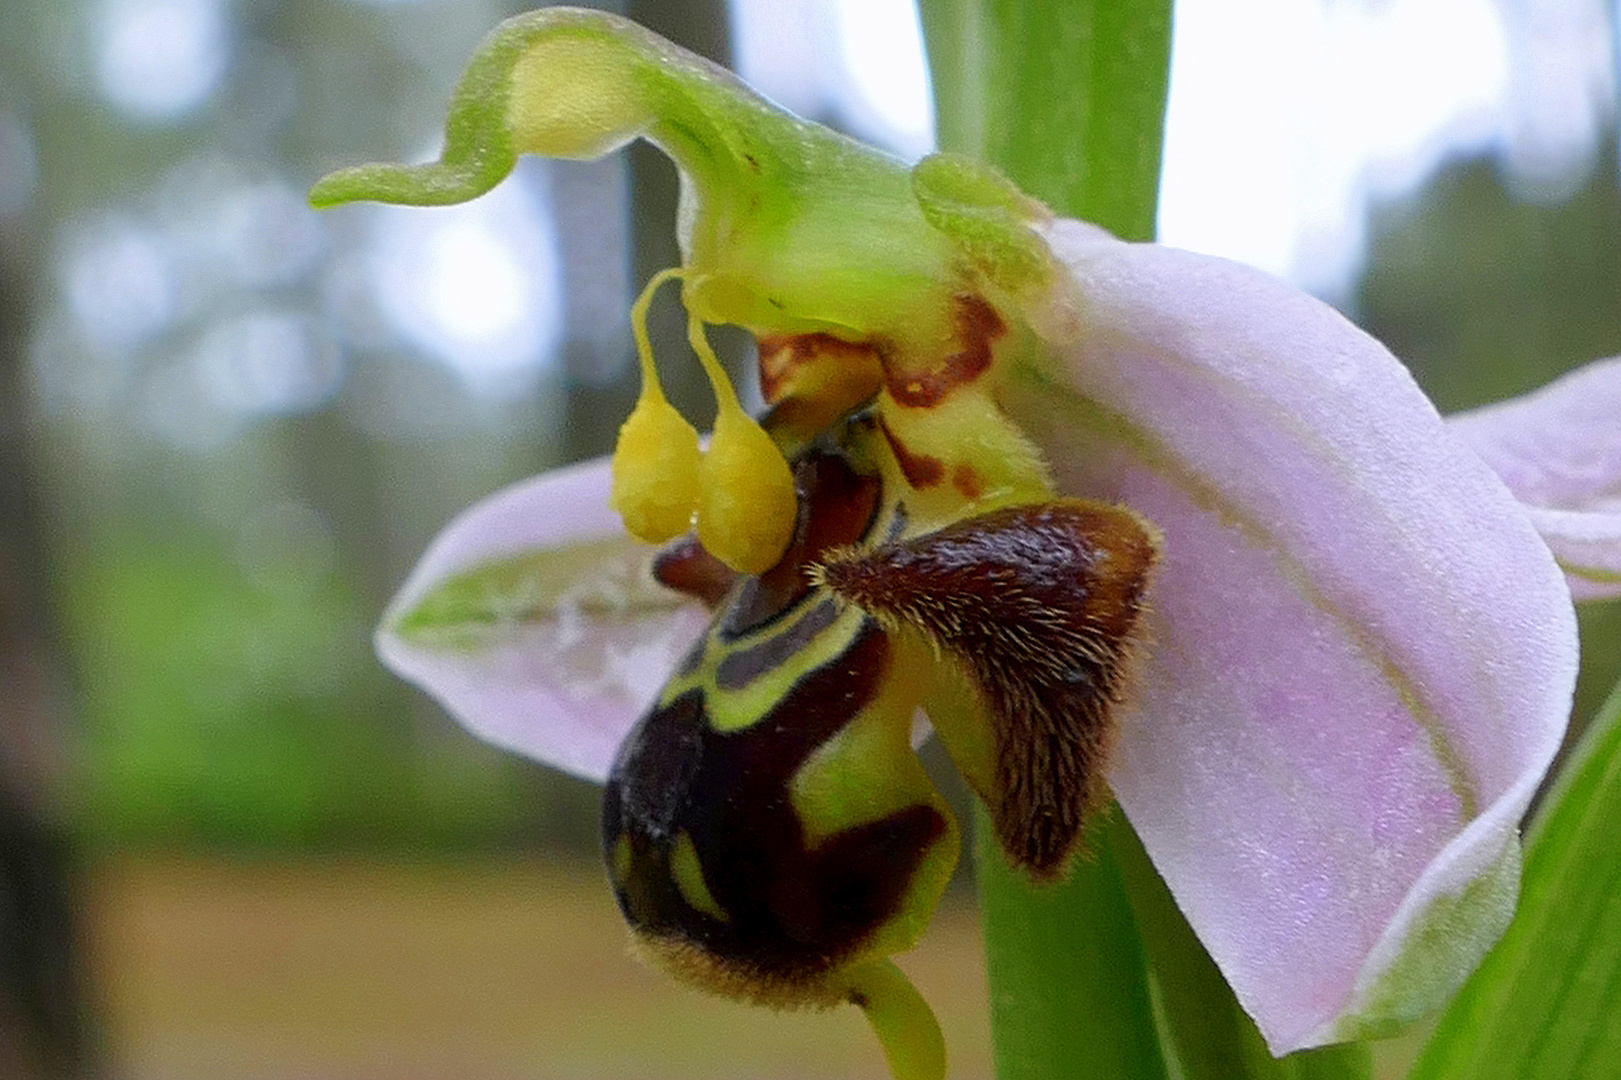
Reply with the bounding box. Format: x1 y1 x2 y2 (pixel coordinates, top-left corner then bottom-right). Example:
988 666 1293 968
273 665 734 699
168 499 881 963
1018 220 1577 1052
1448 355 1621 600
376 456 707 782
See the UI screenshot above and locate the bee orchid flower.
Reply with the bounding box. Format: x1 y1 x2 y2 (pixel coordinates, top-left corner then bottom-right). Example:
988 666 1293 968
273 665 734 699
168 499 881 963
312 8 1621 1078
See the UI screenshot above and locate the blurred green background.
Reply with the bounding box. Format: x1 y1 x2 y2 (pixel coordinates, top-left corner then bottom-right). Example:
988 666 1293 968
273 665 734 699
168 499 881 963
0 0 1617 1077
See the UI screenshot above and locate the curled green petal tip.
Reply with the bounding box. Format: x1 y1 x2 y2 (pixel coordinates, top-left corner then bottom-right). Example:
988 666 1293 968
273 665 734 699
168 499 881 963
307 158 510 208
307 6 732 209
305 7 963 346
307 4 535 208
307 5 857 214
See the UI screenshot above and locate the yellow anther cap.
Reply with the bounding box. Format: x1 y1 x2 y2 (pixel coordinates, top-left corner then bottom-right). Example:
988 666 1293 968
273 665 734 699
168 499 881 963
697 408 796 574
610 394 701 544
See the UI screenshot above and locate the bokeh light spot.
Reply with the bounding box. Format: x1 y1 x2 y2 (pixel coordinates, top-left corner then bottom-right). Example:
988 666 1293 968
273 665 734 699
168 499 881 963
831 0 934 157
95 0 230 120
367 170 562 399
63 220 177 351
197 310 345 417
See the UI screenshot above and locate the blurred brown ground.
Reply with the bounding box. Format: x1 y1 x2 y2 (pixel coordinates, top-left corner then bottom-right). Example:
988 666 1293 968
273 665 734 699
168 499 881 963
84 856 993 1080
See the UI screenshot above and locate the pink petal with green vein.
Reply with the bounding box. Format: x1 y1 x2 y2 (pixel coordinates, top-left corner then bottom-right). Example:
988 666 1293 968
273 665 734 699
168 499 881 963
375 457 706 782
1448 355 1621 600
1010 219 1578 1052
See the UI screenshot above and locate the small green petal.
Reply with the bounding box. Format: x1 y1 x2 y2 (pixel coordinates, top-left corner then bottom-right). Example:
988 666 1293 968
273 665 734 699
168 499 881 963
910 153 1056 296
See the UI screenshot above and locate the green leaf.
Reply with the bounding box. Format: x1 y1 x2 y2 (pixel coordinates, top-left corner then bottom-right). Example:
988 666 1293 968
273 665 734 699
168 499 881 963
918 0 1173 240
1408 673 1621 1080
972 805 1169 1080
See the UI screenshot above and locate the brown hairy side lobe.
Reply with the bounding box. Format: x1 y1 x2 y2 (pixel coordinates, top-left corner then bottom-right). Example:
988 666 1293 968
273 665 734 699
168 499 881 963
812 501 1160 878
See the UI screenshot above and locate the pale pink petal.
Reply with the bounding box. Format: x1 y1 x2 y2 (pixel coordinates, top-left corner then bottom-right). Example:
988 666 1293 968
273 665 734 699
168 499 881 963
1011 220 1577 1052
1448 355 1621 600
376 457 708 782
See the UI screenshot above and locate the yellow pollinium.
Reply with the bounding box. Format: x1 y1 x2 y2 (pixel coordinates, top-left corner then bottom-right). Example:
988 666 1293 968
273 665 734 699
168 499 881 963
609 391 700 543
609 270 796 574
698 406 796 574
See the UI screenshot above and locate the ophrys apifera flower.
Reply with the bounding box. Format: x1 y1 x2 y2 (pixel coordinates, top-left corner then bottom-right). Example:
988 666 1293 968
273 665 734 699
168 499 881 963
311 8 1621 1078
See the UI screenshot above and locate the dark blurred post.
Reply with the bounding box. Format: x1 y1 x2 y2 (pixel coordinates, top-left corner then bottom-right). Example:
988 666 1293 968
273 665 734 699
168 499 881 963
0 213 100 1077
556 0 735 460
624 0 733 300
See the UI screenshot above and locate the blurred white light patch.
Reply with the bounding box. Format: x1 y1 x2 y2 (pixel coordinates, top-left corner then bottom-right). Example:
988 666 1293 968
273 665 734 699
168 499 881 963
1159 0 1612 295
137 356 239 452
368 173 562 399
62 219 176 352
1159 0 1514 296
197 310 344 417
732 0 933 159
728 0 824 119
1497 0 1615 201
831 0 933 157
95 0 229 120
213 181 326 288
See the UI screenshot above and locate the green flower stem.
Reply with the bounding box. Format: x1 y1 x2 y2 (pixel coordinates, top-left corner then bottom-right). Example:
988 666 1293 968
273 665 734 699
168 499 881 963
972 804 1168 1080
922 1 1174 1077
919 0 1172 241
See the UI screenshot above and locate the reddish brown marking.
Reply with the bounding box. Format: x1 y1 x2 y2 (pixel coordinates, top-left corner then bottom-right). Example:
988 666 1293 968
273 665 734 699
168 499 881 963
755 335 798 404
953 463 983 500
755 333 878 405
652 535 737 608
722 448 881 638
879 421 944 490
882 295 1006 409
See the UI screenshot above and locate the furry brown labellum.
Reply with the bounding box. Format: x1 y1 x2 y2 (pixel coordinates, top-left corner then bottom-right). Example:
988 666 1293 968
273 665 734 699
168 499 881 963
813 501 1161 878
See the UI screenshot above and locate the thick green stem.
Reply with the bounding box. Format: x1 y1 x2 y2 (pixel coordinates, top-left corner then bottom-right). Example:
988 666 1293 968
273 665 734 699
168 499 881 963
923 4 1370 1079
922 1 1173 1077
973 804 1168 1080
919 0 1172 240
